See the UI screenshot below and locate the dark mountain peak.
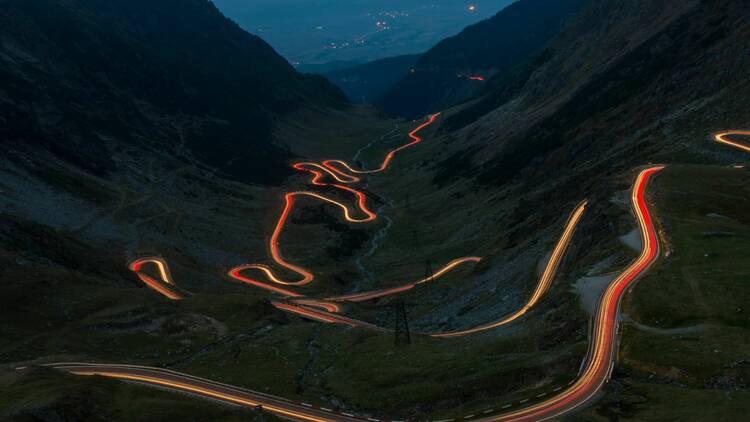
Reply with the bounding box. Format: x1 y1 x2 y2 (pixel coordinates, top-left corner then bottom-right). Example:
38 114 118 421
377 0 586 119
0 0 346 184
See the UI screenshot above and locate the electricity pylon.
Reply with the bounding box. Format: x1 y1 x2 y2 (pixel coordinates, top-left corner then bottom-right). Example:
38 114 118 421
393 301 411 345
424 259 434 283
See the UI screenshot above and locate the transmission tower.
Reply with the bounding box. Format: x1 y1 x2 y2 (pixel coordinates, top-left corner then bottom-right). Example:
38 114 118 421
424 259 434 283
253 405 265 422
393 301 411 345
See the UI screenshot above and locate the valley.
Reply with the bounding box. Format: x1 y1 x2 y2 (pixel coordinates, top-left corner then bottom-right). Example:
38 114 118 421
5 113 747 420
1 1 750 421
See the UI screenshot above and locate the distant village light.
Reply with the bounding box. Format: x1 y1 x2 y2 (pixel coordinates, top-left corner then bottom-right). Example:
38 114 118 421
468 4 477 12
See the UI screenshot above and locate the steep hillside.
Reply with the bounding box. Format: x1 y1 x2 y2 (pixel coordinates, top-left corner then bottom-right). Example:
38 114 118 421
0 0 345 185
434 0 746 191
378 0 586 118
400 0 750 321
367 0 750 416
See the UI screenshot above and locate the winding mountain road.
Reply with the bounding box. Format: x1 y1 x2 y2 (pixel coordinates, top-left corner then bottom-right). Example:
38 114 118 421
51 121 750 421
50 166 662 422
226 113 478 300
481 165 664 421
127 115 584 334
129 257 184 300
432 201 588 338
714 130 750 153
45 363 362 422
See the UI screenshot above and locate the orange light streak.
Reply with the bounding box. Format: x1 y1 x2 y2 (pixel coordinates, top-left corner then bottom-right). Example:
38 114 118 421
272 302 346 325
228 265 303 297
482 166 664 421
271 302 383 331
327 257 482 303
323 113 441 175
289 299 343 313
293 162 361 184
714 130 750 153
432 201 587 337
328 283 416 303
128 257 183 300
66 370 336 422
232 114 443 293
235 189 377 290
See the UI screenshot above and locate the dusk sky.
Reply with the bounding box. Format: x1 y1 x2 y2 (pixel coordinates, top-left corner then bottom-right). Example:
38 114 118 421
213 0 515 65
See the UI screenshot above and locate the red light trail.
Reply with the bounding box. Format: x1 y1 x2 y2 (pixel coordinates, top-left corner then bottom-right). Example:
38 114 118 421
326 256 482 303
46 363 360 422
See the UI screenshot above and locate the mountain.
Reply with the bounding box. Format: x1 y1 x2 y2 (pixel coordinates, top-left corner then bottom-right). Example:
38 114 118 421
0 1 385 417
322 54 420 104
435 0 747 187
377 0 586 118
402 0 750 233
392 0 750 415
0 0 346 185
212 0 517 65
297 60 363 75
2 0 750 420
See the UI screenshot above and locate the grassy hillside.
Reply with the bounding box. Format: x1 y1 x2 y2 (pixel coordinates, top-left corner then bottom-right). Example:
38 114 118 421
0 367 274 421
579 165 750 421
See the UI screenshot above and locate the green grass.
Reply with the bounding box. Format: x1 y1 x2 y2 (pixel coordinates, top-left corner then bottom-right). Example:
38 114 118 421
575 381 750 422
0 367 272 421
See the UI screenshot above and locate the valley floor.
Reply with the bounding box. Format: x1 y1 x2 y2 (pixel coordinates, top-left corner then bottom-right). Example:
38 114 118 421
1 107 749 421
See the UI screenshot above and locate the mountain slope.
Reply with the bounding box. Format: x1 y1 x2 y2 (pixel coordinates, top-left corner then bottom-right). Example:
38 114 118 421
323 54 420 104
436 0 743 189
374 0 750 415
0 0 346 185
400 0 749 256
377 0 586 118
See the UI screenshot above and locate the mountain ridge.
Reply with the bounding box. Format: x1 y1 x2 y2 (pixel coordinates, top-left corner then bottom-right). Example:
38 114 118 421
0 0 347 185
377 0 587 118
